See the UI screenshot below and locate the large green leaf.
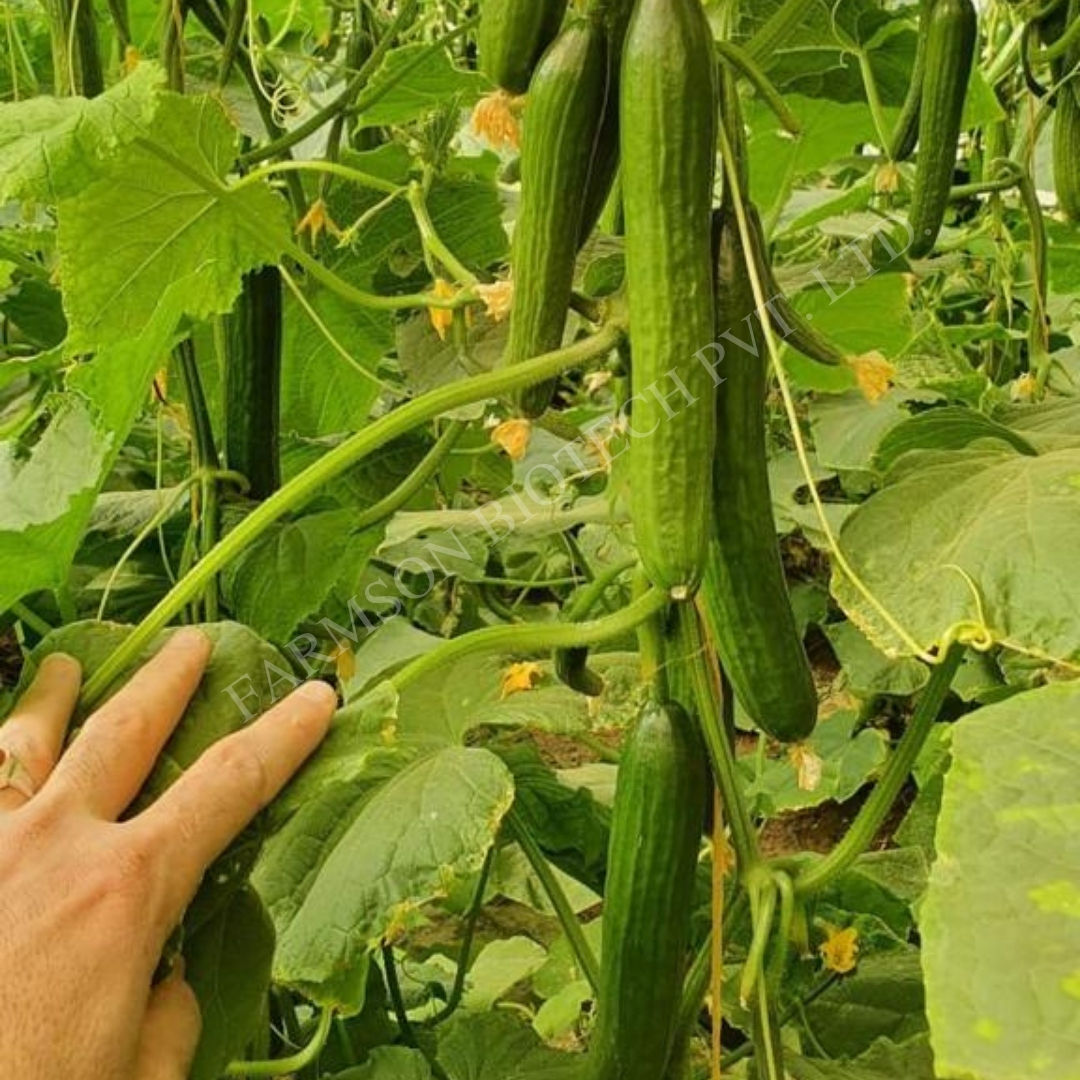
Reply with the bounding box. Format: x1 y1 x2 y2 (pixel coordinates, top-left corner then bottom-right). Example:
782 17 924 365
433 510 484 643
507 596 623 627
57 92 289 351
185 885 275 1080
0 62 161 203
436 1011 582 1080
921 681 1080 1080
787 1035 935 1080
330 1046 432 1079
254 746 513 1013
834 447 1080 663
0 287 184 612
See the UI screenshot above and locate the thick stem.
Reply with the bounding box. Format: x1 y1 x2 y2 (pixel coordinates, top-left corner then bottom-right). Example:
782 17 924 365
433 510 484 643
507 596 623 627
80 323 624 705
225 1006 333 1077
794 643 965 896
744 0 816 69
507 807 600 994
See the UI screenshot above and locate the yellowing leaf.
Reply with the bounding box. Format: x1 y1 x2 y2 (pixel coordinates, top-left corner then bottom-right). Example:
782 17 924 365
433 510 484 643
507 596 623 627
850 350 896 403
428 277 457 340
820 924 859 973
332 643 355 684
500 661 543 698
789 742 824 792
491 418 532 461
472 90 521 150
476 279 514 322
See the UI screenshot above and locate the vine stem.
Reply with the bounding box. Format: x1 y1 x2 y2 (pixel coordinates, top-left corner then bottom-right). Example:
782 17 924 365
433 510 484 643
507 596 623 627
390 587 667 694
232 158 402 196
506 807 601 994
225 1006 333 1077
80 323 624 706
794 642 965 896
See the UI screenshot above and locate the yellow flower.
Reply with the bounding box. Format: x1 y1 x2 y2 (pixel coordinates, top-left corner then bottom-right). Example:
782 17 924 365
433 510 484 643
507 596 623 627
1011 372 1037 402
123 46 142 75
472 90 522 150
819 924 859 974
428 277 457 340
875 162 902 194
849 350 896 403
295 198 342 245
500 661 543 698
476 280 514 322
490 418 532 461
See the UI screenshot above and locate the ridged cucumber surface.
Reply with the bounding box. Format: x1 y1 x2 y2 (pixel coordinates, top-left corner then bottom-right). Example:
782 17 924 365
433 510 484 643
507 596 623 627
907 0 977 258
700 207 818 743
586 699 707 1080
504 17 611 417
621 0 718 597
1054 85 1080 220
889 0 935 162
478 0 569 94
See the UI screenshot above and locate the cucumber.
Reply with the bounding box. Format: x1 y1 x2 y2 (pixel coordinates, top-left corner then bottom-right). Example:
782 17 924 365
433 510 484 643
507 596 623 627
700 206 818 744
907 0 977 258
889 0 935 162
504 17 612 417
587 699 707 1080
1054 85 1080 220
621 0 718 597
478 0 569 94
224 265 282 499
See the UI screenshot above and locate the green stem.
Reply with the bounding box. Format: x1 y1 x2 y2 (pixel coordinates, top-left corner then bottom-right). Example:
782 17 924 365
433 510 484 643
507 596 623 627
670 605 760 878
80 323 624 706
714 41 801 134
744 0 815 69
11 601 54 637
739 875 777 1007
216 0 246 87
856 47 891 152
427 846 495 1026
233 159 402 196
390 588 666 694
225 1006 333 1077
507 807 600 994
1033 11 1080 62
383 945 420 1047
794 644 964 897
407 180 477 285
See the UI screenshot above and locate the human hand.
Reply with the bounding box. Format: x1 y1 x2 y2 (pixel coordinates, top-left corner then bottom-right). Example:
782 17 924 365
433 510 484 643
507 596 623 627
0 629 336 1080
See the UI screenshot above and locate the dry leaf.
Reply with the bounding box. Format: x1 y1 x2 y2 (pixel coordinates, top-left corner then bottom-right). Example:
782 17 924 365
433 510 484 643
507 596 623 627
476 280 514 322
472 90 522 150
295 198 342 244
583 370 613 395
789 742 824 792
500 661 543 698
850 350 896 403
428 277 457 340
491 418 532 461
820 924 859 974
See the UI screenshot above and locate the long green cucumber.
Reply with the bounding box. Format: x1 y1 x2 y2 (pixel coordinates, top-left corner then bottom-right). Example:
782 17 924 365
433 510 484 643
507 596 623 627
700 206 817 744
477 0 569 94
586 699 707 1080
889 0 935 161
504 17 611 417
621 0 718 597
1054 84 1080 220
907 0 977 258
224 265 282 499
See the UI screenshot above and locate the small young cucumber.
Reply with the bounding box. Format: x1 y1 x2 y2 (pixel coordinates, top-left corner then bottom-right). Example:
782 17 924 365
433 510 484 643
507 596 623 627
621 0 718 597
503 17 612 417
477 0 569 94
907 0 977 258
700 206 818 744
586 699 707 1080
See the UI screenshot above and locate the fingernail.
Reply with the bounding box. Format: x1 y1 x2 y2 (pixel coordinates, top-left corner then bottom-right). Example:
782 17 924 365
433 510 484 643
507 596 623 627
298 680 337 706
41 652 81 675
170 628 210 653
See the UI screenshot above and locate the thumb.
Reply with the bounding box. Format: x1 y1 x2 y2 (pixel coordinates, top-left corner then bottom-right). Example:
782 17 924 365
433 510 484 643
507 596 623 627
135 965 202 1080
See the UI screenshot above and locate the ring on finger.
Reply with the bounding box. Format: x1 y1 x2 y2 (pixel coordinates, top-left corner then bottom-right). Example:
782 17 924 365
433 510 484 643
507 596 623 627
0 747 38 800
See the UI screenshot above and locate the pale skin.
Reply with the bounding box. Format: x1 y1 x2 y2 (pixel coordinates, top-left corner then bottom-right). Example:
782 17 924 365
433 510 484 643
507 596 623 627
0 628 336 1080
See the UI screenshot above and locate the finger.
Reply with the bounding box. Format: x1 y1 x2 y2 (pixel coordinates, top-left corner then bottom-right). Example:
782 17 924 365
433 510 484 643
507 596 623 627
136 680 336 915
46 629 213 819
133 968 201 1080
0 653 81 811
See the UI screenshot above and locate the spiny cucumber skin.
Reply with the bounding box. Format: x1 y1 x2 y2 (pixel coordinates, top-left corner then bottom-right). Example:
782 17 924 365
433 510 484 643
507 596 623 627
702 208 818 744
478 0 569 94
620 0 718 597
888 0 934 162
1054 87 1080 221
504 18 610 417
586 700 707 1080
907 0 977 258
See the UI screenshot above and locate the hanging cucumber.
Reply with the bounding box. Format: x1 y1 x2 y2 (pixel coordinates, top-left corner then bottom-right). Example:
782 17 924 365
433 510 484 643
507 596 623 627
586 699 707 1080
503 17 612 417
889 0 935 162
700 206 818 744
907 0 977 258
478 0 569 94
224 265 282 500
621 0 718 598
1054 86 1080 220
